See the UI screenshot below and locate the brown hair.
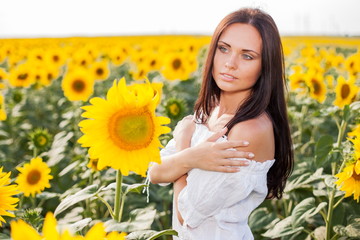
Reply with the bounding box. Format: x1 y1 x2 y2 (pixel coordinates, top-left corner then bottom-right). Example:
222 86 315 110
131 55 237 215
194 8 293 199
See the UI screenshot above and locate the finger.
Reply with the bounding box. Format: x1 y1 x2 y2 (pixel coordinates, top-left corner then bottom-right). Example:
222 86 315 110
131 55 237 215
213 165 240 173
207 127 227 142
216 140 250 149
220 159 249 167
221 150 255 159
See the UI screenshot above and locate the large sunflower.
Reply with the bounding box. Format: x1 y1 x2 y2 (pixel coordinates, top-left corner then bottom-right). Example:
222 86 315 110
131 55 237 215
333 75 359 108
15 157 53 197
0 167 18 226
61 68 94 102
78 78 170 176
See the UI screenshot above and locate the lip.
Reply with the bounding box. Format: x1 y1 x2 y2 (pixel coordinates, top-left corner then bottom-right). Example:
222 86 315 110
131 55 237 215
220 73 237 81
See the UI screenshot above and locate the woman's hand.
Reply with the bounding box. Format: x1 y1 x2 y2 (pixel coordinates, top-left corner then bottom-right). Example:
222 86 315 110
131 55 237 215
184 128 254 173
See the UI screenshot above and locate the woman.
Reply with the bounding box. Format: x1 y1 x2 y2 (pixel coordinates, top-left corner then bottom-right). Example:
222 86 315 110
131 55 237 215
149 7 293 240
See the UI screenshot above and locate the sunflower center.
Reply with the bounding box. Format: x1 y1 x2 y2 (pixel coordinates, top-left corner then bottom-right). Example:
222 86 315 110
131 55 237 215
172 58 182 70
72 79 86 93
18 73 28 81
341 84 350 99
47 73 53 81
109 109 154 151
53 55 59 62
36 135 48 146
96 68 104 76
353 171 360 181
27 170 41 185
311 79 321 94
169 103 180 116
150 60 156 67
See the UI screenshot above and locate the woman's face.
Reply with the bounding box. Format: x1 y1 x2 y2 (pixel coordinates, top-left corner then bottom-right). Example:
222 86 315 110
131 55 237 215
212 23 262 98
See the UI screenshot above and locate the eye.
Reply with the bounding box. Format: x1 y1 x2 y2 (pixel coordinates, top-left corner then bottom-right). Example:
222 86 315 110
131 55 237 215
218 45 228 53
242 54 253 60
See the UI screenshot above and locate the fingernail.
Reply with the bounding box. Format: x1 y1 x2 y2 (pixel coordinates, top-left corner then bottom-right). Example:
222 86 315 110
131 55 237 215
248 153 255 158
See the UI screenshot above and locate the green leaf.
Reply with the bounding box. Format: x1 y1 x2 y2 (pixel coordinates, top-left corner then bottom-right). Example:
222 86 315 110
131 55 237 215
54 184 100 217
124 183 147 195
0 233 10 240
291 197 327 227
315 135 334 167
248 207 277 232
105 205 157 232
291 197 315 227
46 131 74 167
285 168 324 192
68 218 92 233
262 217 304 238
334 218 360 237
126 229 178 240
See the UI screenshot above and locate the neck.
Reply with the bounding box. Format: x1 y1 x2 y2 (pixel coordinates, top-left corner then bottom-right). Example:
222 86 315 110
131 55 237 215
218 91 249 116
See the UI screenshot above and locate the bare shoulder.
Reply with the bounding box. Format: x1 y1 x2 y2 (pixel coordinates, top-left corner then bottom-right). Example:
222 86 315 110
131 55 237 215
227 113 275 162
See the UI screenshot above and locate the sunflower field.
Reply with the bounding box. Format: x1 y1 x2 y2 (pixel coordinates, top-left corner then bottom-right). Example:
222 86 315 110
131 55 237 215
0 35 359 240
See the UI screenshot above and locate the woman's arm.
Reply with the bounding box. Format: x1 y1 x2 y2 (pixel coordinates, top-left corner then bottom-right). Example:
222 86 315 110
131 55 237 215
149 127 254 184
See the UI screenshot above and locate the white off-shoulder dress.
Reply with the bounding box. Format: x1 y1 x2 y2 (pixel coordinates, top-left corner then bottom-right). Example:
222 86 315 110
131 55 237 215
158 123 275 240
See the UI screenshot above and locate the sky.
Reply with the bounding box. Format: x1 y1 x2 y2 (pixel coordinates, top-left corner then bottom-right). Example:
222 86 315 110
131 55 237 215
0 0 359 38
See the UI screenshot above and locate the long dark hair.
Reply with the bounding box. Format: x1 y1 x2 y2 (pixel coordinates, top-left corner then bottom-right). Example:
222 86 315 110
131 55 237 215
194 8 293 199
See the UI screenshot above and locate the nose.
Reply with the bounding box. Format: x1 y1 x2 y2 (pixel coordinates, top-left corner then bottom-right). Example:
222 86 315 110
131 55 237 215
225 54 237 70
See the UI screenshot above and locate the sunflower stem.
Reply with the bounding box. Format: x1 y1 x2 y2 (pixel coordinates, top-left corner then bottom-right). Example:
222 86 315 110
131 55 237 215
114 170 123 222
325 119 347 240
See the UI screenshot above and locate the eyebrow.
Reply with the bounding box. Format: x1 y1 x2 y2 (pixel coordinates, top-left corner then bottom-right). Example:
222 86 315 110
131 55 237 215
218 40 260 56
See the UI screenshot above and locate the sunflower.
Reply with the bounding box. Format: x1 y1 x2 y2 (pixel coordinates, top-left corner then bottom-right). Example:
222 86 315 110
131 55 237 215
9 63 35 88
78 78 171 176
0 94 7 121
16 157 53 197
10 218 41 240
165 98 188 121
28 128 52 152
0 167 19 226
305 71 327 103
161 52 193 81
289 71 307 95
61 68 95 102
108 46 129 66
90 59 110 81
40 64 60 87
335 160 360 202
128 59 151 81
345 53 360 76
335 137 360 202
45 48 67 67
10 211 127 240
333 75 359 109
0 68 8 89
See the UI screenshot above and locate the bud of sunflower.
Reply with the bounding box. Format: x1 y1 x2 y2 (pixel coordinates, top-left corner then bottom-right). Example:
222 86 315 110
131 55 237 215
165 98 188 122
28 128 52 152
17 208 43 231
12 90 23 104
